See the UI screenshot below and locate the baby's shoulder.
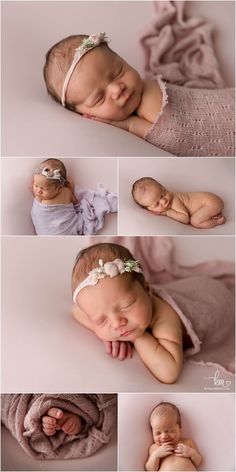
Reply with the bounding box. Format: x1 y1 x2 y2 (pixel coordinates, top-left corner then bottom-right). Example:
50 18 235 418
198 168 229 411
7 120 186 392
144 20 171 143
151 293 183 339
62 186 72 197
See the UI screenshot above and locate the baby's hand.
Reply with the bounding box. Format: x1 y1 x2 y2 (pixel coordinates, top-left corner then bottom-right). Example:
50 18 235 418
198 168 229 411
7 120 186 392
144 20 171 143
174 443 192 457
103 340 133 360
155 442 174 458
149 209 167 216
83 114 131 132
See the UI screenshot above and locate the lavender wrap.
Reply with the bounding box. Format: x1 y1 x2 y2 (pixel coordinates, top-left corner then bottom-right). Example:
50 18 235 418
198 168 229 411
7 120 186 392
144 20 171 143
1 394 116 460
31 184 117 235
145 79 235 157
152 276 235 373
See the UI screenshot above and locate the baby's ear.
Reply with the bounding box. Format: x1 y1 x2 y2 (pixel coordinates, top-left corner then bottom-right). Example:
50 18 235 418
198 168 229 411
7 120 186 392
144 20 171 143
145 282 151 292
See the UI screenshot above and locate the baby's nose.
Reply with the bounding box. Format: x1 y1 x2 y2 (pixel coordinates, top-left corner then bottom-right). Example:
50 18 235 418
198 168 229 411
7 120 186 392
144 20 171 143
109 82 126 100
111 313 127 329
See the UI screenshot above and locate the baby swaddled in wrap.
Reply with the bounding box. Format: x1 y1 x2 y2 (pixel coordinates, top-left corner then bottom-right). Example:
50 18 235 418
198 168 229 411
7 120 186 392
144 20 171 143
31 183 117 235
31 158 117 235
1 394 116 460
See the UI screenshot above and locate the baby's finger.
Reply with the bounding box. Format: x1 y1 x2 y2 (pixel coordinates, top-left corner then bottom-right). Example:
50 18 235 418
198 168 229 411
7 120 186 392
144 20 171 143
104 341 112 355
126 342 133 359
111 341 120 358
83 114 111 124
47 408 64 419
118 342 127 361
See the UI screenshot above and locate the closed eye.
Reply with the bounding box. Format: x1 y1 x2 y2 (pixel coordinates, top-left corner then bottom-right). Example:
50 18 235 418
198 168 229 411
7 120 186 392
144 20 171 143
114 65 123 79
95 316 107 326
120 299 136 310
94 94 105 106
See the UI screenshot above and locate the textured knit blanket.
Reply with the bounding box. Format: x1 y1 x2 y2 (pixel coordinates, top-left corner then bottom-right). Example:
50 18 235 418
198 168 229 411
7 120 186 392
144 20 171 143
31 184 117 235
1 394 116 460
144 78 234 157
89 236 235 374
140 1 235 156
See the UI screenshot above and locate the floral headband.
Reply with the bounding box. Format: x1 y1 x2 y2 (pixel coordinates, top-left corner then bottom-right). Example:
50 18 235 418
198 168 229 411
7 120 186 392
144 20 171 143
73 258 143 303
33 167 66 185
61 32 110 107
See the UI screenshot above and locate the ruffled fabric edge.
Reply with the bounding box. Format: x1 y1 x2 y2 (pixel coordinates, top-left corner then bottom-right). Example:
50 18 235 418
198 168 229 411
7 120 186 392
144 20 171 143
144 75 168 139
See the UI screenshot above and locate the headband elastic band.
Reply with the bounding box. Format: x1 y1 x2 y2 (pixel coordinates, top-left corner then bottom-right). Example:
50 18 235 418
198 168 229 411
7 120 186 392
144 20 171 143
61 32 110 107
73 258 142 303
33 167 66 185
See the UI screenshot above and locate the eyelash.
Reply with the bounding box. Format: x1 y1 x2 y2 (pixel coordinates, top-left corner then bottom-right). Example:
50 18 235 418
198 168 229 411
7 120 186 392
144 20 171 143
121 299 136 311
96 317 107 326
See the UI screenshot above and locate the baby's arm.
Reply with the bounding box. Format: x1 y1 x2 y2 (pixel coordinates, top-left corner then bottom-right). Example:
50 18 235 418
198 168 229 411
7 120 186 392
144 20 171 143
145 443 174 471
175 440 202 467
166 198 189 224
134 332 183 383
66 179 78 204
133 308 183 383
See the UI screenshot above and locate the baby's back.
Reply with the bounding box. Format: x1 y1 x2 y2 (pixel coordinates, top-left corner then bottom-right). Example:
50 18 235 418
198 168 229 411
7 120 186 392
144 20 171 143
176 191 222 214
159 454 197 471
44 186 73 205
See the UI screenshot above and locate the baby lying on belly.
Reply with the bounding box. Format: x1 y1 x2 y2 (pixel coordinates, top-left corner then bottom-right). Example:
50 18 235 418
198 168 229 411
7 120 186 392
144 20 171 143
145 402 202 471
132 177 225 229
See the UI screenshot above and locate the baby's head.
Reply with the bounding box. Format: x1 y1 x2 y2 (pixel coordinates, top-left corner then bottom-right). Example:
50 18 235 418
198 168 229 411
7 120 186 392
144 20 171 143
72 242 153 342
44 33 143 121
132 177 173 213
33 158 67 200
150 402 181 446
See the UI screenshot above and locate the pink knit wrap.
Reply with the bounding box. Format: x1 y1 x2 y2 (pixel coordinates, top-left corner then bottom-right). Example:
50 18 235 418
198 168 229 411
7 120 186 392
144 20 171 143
1 394 116 460
145 81 235 157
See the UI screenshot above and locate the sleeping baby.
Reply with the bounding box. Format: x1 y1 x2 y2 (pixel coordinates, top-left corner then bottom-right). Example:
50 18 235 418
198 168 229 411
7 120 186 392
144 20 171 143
43 33 234 157
132 177 225 229
31 158 117 235
145 402 202 471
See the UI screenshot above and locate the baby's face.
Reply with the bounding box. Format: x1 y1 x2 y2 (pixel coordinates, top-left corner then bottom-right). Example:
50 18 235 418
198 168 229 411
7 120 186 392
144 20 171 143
151 412 181 446
33 174 60 200
76 274 153 342
138 182 173 213
66 46 144 121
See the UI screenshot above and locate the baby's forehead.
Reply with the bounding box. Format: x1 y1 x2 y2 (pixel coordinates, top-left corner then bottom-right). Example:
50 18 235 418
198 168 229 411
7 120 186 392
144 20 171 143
33 173 53 185
151 405 178 423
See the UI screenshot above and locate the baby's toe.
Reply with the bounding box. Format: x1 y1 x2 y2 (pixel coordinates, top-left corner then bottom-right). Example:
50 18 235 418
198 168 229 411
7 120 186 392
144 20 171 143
47 407 64 419
42 423 56 436
42 416 56 426
61 418 76 435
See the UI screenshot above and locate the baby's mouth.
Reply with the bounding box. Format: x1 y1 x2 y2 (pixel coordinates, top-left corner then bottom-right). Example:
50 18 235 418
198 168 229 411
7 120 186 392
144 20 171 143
118 328 136 338
119 91 133 107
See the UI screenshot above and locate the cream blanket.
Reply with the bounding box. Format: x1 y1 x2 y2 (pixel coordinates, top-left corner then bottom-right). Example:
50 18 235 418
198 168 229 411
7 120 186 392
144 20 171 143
1 394 116 460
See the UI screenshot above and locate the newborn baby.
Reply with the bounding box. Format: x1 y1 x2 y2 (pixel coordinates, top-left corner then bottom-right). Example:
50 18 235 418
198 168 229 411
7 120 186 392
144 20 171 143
42 407 82 436
132 177 225 229
32 158 77 206
145 402 202 471
43 33 234 157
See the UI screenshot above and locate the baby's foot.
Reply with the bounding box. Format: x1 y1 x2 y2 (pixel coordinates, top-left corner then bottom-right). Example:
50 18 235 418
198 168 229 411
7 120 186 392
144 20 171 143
211 213 225 225
59 411 82 436
42 407 64 436
42 408 82 436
